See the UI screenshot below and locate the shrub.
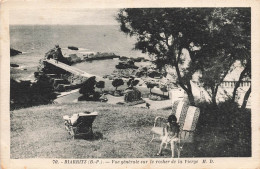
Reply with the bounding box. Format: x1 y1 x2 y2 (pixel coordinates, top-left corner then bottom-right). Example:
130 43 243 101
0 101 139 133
79 76 96 95
195 100 251 157
10 75 57 110
146 82 156 94
78 76 104 101
127 78 139 89
96 81 105 92
112 78 124 91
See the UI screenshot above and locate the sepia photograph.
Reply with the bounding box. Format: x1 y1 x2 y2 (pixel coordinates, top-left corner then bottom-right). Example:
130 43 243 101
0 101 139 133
1 0 260 168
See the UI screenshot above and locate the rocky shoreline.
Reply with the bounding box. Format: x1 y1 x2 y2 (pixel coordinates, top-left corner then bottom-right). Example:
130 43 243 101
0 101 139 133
37 45 175 95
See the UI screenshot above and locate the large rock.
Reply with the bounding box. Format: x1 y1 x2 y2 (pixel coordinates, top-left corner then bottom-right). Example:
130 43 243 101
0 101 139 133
45 45 68 64
124 88 142 102
115 61 139 69
85 52 120 61
10 64 19 67
68 46 79 50
66 54 82 64
10 48 22 56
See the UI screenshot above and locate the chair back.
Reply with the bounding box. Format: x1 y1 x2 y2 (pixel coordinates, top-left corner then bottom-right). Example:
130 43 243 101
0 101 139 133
171 101 200 142
182 106 200 131
171 100 189 130
72 111 98 127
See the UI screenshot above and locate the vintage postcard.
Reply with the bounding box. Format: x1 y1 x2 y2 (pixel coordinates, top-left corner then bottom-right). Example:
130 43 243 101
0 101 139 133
1 0 260 168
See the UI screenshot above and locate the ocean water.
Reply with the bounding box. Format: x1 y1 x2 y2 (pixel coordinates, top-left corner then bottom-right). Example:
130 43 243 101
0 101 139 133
10 25 149 78
10 25 148 58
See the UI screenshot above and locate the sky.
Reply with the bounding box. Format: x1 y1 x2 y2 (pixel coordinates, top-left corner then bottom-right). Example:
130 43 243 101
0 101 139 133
9 8 120 25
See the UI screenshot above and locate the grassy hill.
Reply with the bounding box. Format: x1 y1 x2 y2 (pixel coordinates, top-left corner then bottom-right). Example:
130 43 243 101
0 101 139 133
10 101 250 158
11 102 170 158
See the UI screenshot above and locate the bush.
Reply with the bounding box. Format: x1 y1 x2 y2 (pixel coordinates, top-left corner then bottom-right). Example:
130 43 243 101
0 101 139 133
10 76 57 110
195 100 251 157
78 76 104 101
148 94 168 101
112 78 124 91
79 76 96 95
78 91 101 101
96 81 105 92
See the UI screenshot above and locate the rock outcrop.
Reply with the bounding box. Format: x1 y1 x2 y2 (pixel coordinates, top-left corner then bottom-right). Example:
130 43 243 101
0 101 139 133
66 54 82 64
115 61 138 69
10 48 22 56
10 64 19 67
68 46 79 50
85 52 120 61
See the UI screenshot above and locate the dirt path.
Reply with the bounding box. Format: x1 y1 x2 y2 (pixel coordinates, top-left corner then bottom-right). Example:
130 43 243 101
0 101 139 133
55 91 172 110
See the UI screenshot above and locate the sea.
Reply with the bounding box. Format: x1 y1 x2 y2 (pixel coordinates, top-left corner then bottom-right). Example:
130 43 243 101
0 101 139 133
10 25 149 78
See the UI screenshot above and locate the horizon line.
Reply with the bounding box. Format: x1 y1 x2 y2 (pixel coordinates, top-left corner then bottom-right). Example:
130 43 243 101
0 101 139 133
9 24 119 26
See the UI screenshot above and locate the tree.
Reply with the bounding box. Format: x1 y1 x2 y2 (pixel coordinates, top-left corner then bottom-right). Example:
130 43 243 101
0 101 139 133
146 82 156 94
117 8 250 106
230 8 251 103
10 75 57 109
232 61 251 103
241 85 251 109
197 8 251 106
96 81 105 92
117 8 211 105
79 76 97 98
127 77 139 89
112 78 124 91
198 50 235 106
160 85 168 97
132 79 139 87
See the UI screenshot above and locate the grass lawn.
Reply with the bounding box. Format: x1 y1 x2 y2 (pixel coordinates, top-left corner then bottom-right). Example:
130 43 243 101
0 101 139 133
10 102 250 158
11 102 174 158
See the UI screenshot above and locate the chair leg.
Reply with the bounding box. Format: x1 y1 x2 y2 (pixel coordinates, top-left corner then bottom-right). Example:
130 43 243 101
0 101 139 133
157 141 164 156
176 142 181 158
70 127 75 139
170 141 175 158
177 145 183 158
150 134 155 143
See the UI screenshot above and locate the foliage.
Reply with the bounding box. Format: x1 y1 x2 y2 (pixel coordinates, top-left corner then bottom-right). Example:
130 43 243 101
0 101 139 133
196 8 251 105
117 8 212 105
79 76 97 99
160 84 168 96
10 75 57 110
195 100 251 157
96 81 105 92
149 94 165 101
117 8 250 106
127 77 139 89
112 78 124 91
146 82 156 94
